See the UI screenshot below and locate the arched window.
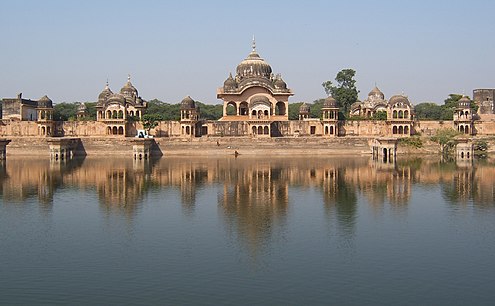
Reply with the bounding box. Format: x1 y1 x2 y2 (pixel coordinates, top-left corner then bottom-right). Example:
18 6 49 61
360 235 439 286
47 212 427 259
330 126 334 135
186 126 190 135
252 110 257 116
275 102 286 116
264 126 269 135
112 126 118 135
239 101 248 115
465 126 469 134
118 126 124 135
393 110 398 118
118 110 123 119
398 126 404 134
324 126 329 135
106 110 111 119
460 125 465 133
112 110 117 119
258 126 263 134
252 126 257 135
264 110 269 117
393 126 398 134
130 111 134 117
226 102 236 115
398 110 404 119
404 125 409 134
107 126 112 135
41 126 46 135
404 110 409 118
136 111 140 118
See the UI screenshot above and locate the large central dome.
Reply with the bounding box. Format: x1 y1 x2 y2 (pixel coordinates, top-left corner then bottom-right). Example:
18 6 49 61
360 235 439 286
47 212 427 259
236 40 272 80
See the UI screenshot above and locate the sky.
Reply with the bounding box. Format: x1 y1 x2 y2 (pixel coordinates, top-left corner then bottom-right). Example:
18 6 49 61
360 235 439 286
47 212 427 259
1 0 495 105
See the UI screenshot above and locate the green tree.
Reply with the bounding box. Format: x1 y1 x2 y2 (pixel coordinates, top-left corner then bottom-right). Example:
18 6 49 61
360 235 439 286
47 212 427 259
195 102 223 120
430 128 460 154
142 113 163 133
415 102 442 120
322 69 359 115
371 111 387 120
440 94 462 120
53 102 78 121
310 99 324 119
288 102 303 120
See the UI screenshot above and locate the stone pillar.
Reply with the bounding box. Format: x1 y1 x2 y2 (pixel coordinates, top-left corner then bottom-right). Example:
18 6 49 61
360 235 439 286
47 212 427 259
0 139 12 160
132 138 153 160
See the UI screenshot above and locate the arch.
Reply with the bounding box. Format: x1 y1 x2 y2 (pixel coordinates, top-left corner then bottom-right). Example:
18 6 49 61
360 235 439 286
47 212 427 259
118 126 124 135
393 126 398 134
258 126 263 134
330 126 334 135
112 110 118 119
41 126 46 135
393 110 398 119
264 126 269 135
136 110 140 118
112 126 118 135
107 126 112 135
324 126 329 135
47 126 51 135
264 110 269 117
460 125 465 133
118 110 124 119
398 110 404 119
186 126 190 135
467 152 470 158
404 125 409 134
130 110 134 117
383 148 388 162
251 110 257 116
275 101 286 116
106 110 112 119
41 110 46 120
461 152 464 158
257 110 262 119
239 101 249 115
252 126 257 135
398 126 404 134
404 110 409 118
465 125 469 134
226 101 237 115
329 111 334 119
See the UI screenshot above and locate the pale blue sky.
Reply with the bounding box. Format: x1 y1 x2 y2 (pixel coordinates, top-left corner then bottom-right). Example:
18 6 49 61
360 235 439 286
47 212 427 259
1 0 494 105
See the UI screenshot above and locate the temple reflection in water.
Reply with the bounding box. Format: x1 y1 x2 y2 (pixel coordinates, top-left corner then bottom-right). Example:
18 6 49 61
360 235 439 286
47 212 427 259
1 156 494 238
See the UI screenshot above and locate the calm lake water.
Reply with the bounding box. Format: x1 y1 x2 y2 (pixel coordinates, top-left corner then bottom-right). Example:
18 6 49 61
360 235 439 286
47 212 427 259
1 156 494 305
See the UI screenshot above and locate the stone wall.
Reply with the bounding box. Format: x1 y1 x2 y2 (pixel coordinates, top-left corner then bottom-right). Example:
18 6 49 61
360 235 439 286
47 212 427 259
2 118 495 139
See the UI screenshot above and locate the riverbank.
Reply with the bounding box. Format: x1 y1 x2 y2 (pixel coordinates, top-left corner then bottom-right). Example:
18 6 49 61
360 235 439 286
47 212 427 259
4 136 495 157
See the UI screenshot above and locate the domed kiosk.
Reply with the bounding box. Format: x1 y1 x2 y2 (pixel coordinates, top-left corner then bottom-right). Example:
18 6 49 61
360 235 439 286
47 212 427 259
217 38 294 137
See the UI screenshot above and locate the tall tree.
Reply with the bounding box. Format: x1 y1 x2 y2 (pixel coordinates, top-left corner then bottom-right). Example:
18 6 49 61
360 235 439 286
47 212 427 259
322 69 359 115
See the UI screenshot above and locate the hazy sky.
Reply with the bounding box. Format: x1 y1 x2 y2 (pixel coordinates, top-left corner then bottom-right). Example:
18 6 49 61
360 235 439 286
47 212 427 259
1 0 494 105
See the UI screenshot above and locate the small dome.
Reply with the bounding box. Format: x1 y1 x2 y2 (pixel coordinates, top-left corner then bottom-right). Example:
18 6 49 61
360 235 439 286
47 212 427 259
274 75 287 90
223 73 237 90
388 95 411 107
299 102 310 114
37 95 53 108
77 102 87 112
120 75 138 98
323 96 337 108
458 96 471 108
368 86 385 99
180 96 196 109
98 83 113 103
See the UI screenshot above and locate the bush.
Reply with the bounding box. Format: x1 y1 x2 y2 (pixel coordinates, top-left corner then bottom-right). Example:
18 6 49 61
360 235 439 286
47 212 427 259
398 137 423 148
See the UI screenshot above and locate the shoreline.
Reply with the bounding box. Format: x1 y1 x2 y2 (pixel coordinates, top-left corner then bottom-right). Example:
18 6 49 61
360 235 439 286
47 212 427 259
3 135 493 157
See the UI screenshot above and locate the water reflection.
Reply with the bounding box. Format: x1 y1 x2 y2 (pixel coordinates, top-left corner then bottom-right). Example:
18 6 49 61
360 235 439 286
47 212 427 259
1 156 494 217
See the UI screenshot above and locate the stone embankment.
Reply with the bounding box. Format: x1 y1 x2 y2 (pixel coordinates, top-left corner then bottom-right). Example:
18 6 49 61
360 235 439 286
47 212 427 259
4 136 495 157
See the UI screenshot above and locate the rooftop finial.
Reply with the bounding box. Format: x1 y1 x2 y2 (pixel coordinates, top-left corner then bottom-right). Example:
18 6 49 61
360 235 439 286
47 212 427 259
105 78 109 89
252 35 256 51
128 74 131 82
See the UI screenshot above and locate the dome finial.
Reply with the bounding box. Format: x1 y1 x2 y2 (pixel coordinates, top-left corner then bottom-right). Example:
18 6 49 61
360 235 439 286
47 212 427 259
127 74 131 82
252 35 256 51
105 78 109 89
